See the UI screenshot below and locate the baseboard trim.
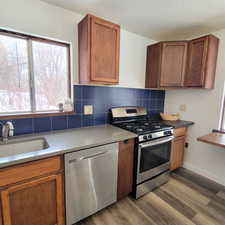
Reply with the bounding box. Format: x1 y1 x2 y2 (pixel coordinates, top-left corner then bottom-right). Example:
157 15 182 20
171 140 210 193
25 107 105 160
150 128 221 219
183 162 225 186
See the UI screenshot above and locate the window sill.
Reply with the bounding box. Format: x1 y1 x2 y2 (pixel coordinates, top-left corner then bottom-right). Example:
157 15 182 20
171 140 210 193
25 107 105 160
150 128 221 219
212 129 225 134
197 132 225 148
0 111 75 120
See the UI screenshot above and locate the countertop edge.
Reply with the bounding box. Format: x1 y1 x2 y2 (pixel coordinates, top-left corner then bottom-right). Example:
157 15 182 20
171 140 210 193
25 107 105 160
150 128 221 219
162 120 195 129
0 125 137 169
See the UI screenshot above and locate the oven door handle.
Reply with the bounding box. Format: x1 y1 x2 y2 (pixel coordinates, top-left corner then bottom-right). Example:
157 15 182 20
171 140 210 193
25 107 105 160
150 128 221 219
139 136 174 148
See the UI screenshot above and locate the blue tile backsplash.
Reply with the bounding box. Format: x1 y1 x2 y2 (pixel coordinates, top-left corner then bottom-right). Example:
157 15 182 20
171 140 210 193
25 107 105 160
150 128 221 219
0 85 165 136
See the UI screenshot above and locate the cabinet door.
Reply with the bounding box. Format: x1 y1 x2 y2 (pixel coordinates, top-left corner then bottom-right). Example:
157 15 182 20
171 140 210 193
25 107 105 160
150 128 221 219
90 16 120 83
1 174 64 225
160 42 187 87
145 43 161 88
117 139 134 200
185 36 208 87
0 198 3 225
170 136 186 171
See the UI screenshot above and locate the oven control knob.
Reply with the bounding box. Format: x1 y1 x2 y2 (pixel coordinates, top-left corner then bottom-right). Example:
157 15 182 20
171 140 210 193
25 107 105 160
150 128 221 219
164 131 171 136
143 135 147 140
148 134 152 139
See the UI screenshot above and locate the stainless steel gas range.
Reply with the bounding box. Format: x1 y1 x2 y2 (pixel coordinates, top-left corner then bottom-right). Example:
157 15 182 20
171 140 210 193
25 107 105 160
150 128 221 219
111 106 173 199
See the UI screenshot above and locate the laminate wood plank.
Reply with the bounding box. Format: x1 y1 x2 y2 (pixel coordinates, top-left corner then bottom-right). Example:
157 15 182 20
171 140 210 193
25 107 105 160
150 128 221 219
79 168 225 225
174 168 225 193
154 188 196 219
217 191 225 200
141 193 195 225
166 178 210 205
207 200 225 222
172 170 225 206
80 199 156 225
92 209 119 225
125 198 157 225
162 179 225 224
77 218 97 225
106 205 132 225
132 194 173 225
135 192 195 225
192 213 223 225
111 199 156 225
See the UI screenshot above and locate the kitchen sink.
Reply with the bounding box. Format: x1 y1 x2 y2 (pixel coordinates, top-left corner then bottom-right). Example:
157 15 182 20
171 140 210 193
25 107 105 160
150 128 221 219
0 138 49 158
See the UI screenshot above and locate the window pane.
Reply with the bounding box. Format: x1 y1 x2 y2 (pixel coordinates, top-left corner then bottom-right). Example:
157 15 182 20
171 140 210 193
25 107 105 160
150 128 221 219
0 34 31 113
32 41 69 111
222 108 225 130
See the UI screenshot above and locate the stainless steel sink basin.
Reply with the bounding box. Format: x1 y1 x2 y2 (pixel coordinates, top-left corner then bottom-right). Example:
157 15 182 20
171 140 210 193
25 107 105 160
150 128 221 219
0 138 49 158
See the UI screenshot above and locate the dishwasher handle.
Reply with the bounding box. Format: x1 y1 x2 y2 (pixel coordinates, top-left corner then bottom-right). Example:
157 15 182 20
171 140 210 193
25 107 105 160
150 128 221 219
68 151 108 164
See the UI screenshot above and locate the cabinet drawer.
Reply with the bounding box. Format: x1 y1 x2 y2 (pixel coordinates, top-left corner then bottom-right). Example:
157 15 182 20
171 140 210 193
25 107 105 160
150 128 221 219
0 157 62 187
173 127 187 137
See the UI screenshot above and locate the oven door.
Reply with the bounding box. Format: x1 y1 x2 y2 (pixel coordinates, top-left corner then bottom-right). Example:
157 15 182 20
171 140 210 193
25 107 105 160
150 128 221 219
137 136 173 184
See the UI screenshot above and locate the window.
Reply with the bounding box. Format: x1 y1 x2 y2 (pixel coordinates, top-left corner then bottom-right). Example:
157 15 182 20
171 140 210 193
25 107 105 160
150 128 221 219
0 30 71 116
221 97 225 131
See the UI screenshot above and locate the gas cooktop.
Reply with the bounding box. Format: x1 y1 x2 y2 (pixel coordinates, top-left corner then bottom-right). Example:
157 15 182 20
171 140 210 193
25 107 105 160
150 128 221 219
115 120 172 134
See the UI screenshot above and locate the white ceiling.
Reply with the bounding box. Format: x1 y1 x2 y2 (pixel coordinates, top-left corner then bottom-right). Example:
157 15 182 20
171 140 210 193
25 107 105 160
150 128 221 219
42 0 225 40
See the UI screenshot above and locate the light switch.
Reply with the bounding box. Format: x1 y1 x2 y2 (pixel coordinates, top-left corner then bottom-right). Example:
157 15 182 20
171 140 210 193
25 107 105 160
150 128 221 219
179 104 187 112
84 105 93 115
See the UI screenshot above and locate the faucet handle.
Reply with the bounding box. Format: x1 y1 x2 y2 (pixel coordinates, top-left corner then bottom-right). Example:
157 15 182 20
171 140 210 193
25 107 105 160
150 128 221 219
5 121 14 137
6 121 14 128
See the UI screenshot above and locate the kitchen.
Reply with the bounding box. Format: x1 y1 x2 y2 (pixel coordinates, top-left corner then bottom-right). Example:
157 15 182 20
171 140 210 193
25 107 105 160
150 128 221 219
0 0 225 225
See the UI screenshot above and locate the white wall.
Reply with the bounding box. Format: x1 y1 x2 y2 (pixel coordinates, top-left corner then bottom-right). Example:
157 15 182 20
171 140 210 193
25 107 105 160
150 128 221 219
165 29 225 185
0 0 154 88
119 30 154 87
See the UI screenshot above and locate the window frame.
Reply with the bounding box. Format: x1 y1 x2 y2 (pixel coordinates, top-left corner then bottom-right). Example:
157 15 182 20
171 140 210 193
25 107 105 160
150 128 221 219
220 96 225 132
0 28 73 119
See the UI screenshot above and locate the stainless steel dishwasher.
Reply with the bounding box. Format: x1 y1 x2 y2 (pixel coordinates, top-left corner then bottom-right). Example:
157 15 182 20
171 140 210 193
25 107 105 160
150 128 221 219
65 143 118 225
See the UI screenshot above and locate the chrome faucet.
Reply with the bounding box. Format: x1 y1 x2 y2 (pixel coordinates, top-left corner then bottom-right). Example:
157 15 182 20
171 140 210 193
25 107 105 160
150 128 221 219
1 121 14 143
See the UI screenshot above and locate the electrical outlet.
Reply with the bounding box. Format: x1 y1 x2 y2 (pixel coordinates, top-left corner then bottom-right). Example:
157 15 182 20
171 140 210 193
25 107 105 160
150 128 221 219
179 104 187 112
84 105 93 115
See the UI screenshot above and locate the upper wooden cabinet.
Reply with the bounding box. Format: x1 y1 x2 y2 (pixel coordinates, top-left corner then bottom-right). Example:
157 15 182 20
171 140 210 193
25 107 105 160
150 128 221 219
145 34 219 89
146 41 188 88
78 14 120 85
185 35 219 88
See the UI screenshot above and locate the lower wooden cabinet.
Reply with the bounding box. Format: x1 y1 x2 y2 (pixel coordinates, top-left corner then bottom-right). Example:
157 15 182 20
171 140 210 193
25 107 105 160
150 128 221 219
0 200 3 225
0 157 65 225
170 127 187 171
117 139 134 200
